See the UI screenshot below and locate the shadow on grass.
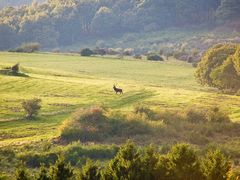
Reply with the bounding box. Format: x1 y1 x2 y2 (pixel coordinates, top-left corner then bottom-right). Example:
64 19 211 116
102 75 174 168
0 69 29 77
107 90 155 109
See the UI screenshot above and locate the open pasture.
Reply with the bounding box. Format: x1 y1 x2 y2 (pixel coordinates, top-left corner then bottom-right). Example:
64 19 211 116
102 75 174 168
0 52 240 147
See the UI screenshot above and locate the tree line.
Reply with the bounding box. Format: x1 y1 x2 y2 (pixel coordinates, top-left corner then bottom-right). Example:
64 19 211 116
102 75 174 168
0 0 239 50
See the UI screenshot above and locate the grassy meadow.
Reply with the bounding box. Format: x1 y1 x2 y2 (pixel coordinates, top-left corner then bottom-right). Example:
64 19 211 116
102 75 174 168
1 52 240 176
1 52 240 145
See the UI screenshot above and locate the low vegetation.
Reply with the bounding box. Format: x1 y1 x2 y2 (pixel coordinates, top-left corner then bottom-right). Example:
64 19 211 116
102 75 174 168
0 52 240 177
60 105 238 148
9 42 41 53
147 54 164 61
80 48 94 57
13 141 237 180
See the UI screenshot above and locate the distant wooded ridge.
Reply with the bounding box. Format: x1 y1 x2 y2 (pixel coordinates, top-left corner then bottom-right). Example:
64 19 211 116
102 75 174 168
0 0 239 50
0 0 45 9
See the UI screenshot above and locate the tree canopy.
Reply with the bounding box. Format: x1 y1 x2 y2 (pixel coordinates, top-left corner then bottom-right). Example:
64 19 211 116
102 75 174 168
195 44 240 92
0 0 239 50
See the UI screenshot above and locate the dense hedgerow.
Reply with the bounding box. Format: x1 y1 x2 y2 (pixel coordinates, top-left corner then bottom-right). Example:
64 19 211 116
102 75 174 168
15 141 238 180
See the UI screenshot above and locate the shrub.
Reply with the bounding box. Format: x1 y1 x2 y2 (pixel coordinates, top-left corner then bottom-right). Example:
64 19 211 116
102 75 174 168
22 98 41 119
16 167 30 180
184 107 207 123
37 165 50 180
195 44 240 92
201 150 231 180
184 106 230 124
64 142 118 166
147 54 164 61
134 54 142 59
205 107 230 123
23 142 237 180
92 47 106 56
123 48 134 56
188 131 209 145
80 48 94 56
103 140 142 180
227 168 240 180
60 107 155 143
192 62 198 68
134 105 155 119
78 160 102 180
14 42 41 53
140 145 162 180
173 50 188 60
19 152 58 168
167 144 203 180
60 107 109 142
49 156 74 180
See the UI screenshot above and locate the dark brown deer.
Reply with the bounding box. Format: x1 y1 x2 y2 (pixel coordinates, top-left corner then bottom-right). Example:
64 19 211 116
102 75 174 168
113 84 123 94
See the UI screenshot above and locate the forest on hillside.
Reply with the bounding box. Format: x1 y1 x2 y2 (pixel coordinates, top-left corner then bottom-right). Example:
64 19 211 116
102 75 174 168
0 0 45 9
0 0 240 50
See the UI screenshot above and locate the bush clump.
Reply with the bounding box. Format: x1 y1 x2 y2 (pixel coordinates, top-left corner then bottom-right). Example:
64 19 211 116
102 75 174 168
10 42 41 53
195 44 240 93
60 106 154 143
147 54 164 61
18 142 233 180
134 104 155 119
22 98 41 119
60 107 109 142
184 106 230 123
80 48 94 56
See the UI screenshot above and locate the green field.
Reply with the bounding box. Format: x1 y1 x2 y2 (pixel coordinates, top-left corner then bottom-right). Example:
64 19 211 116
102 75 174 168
0 52 240 147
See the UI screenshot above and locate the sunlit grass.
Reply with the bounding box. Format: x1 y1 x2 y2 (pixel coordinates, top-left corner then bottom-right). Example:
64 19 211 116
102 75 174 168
0 52 240 147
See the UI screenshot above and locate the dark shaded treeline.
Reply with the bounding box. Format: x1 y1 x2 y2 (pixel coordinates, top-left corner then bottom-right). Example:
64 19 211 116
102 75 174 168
0 0 239 50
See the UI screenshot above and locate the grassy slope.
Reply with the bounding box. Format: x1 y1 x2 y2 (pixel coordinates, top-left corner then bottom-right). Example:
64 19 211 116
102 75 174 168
0 52 240 147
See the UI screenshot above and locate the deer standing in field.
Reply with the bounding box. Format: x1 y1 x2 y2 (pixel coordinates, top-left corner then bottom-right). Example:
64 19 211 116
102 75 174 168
113 84 123 94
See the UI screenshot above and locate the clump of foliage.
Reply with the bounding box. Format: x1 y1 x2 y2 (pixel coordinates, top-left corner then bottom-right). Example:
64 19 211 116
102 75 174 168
201 150 231 180
60 106 109 142
134 104 155 119
134 54 142 59
147 54 164 61
15 167 30 180
49 156 74 180
60 106 154 142
37 164 50 180
80 48 94 56
167 144 203 179
195 44 240 93
0 0 240 51
78 159 102 180
103 140 142 179
184 106 230 123
60 105 235 145
11 42 41 53
17 141 234 180
22 98 41 119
